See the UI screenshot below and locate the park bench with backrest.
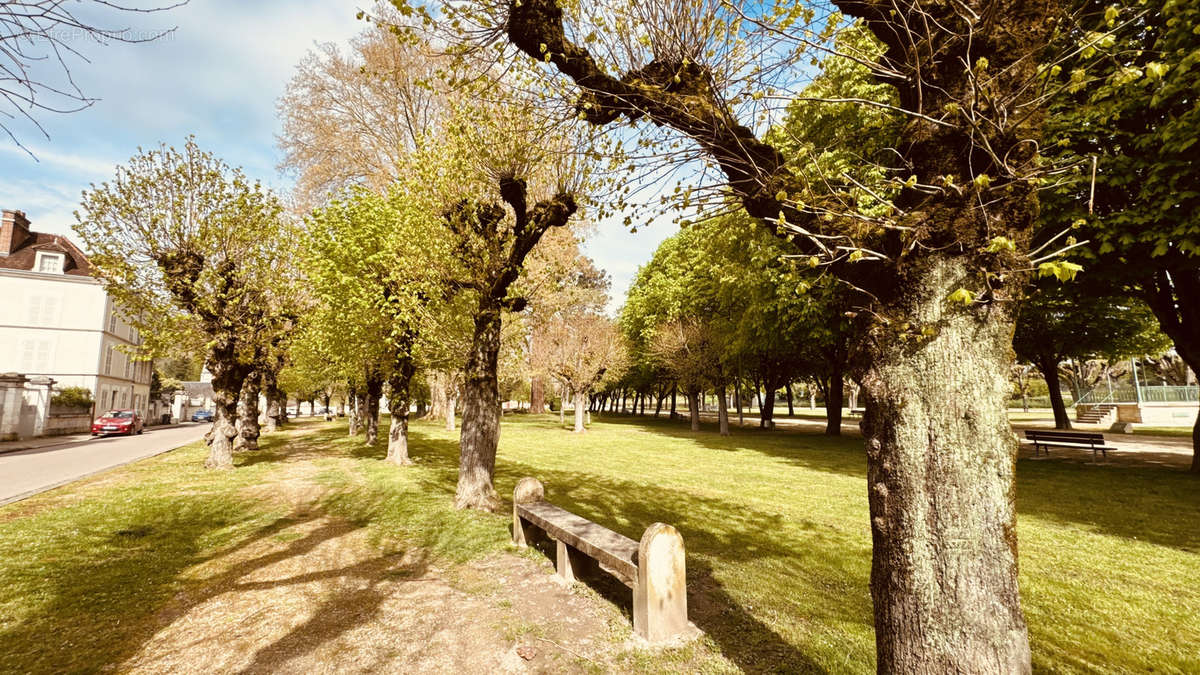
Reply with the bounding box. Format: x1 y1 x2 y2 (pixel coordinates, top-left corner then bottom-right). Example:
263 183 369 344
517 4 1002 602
511 477 690 644
1024 429 1109 460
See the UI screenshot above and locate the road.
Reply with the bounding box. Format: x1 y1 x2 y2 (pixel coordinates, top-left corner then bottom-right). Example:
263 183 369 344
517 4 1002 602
0 423 210 506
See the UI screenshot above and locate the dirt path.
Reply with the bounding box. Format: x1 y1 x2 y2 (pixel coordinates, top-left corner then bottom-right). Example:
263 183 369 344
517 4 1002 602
118 459 634 674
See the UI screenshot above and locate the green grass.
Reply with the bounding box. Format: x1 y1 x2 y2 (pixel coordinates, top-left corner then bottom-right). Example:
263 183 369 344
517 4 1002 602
1 414 1198 673
1130 425 1196 438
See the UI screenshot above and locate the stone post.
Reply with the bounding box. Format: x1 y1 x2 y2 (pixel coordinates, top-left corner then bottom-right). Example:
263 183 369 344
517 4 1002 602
512 477 544 547
0 373 30 441
633 522 689 643
26 376 54 437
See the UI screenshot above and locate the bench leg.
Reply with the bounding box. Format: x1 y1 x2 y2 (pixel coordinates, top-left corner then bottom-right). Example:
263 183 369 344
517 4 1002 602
633 523 688 643
555 539 575 583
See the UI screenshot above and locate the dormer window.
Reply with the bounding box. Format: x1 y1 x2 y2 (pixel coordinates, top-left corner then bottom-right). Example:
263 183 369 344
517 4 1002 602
35 251 65 274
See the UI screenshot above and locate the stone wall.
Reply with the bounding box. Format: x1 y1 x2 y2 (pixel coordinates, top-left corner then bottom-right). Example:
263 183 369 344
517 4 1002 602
45 405 93 436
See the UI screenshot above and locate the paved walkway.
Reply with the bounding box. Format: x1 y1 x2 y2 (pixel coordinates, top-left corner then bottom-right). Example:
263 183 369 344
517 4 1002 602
0 423 209 506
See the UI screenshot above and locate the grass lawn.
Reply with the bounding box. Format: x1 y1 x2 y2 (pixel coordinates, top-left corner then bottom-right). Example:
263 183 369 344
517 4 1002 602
1 414 1198 672
1131 425 1196 438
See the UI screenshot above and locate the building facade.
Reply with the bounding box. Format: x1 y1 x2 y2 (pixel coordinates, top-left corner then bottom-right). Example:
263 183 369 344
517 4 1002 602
0 209 151 419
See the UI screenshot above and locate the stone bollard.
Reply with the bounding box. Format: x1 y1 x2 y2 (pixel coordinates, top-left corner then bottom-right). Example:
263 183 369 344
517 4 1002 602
634 522 688 643
512 477 544 547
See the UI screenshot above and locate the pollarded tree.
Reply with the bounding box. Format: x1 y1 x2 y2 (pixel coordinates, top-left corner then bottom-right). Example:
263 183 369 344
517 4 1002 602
474 0 1080 665
75 138 288 469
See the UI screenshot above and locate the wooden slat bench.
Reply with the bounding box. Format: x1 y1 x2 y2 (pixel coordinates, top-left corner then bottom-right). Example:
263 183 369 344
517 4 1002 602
1025 429 1109 459
512 477 689 643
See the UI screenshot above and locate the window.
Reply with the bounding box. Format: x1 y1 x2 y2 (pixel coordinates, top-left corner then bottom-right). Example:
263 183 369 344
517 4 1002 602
124 355 132 379
104 347 114 375
35 252 64 274
19 339 52 373
108 311 117 334
27 294 61 326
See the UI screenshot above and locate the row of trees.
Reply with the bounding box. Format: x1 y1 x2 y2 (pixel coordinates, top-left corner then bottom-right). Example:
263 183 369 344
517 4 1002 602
51 0 1196 671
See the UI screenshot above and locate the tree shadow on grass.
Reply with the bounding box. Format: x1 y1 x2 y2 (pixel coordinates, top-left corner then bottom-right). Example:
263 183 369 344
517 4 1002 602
540 414 1200 553
405 426 873 672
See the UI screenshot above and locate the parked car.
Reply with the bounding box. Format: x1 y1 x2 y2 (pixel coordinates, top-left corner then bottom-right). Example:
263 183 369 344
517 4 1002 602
92 410 144 436
191 409 214 422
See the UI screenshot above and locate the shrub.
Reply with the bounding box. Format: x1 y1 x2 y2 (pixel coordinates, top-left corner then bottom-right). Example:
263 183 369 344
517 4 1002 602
52 386 95 408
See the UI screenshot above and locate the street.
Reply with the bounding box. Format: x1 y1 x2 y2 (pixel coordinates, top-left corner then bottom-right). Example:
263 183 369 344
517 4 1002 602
0 423 210 506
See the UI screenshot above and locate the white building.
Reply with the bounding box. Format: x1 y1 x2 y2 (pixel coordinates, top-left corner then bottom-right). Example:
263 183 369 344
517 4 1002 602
0 209 151 418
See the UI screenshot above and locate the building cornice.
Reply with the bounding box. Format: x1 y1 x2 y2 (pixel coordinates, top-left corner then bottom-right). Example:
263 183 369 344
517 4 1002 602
0 267 101 285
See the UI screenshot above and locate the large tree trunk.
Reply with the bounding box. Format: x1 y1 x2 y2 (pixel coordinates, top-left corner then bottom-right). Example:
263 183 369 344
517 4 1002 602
716 383 730 436
573 389 587 433
1036 357 1072 430
234 370 261 452
825 371 845 437
364 373 382 446
387 360 416 466
686 388 700 431
456 303 503 511
785 382 794 416
860 258 1029 673
205 356 247 470
669 385 678 419
530 375 545 414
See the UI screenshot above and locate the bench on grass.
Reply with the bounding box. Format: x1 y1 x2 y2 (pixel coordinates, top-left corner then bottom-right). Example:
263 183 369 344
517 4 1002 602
511 477 689 644
1025 429 1109 459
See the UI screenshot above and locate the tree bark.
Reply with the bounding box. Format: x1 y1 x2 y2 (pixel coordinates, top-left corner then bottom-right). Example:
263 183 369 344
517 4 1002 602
573 389 587 433
1036 358 1072 430
234 369 261 452
686 388 700 431
204 356 248 470
670 384 678 419
785 382 794 416
364 373 383 446
860 258 1029 673
386 360 416 466
530 375 545 414
826 370 845 437
716 383 730 436
347 385 361 436
456 303 503 511
262 367 283 433
761 376 777 429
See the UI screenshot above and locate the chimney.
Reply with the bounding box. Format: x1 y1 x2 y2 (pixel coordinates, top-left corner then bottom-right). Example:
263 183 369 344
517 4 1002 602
1 210 31 256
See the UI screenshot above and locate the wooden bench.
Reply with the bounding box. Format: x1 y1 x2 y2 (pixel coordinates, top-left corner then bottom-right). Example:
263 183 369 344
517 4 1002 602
512 477 689 644
1025 429 1108 459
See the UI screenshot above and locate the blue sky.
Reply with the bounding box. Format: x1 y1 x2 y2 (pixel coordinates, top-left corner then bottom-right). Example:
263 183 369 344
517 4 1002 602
0 0 670 313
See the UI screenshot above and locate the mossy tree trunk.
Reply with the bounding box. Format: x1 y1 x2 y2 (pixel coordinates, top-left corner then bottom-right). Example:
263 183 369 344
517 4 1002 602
861 258 1029 671
234 369 261 452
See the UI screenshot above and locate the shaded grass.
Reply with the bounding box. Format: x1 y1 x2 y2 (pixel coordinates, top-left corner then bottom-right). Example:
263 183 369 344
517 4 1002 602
0 413 1196 673
1130 425 1196 438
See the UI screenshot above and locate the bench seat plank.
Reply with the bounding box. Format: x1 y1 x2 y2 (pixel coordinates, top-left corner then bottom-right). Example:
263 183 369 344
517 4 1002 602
517 501 639 581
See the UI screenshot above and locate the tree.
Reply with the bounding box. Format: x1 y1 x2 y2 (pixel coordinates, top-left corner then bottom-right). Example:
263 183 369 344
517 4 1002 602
75 138 289 469
0 1 183 149
302 186 448 464
1040 0 1200 469
534 311 626 432
479 0 1077 666
1014 280 1169 429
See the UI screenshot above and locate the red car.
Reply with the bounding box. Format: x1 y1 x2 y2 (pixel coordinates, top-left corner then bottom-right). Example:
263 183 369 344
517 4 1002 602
91 410 144 436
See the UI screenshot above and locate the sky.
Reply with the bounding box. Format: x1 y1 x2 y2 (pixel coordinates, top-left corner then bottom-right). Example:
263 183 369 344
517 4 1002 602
0 0 672 314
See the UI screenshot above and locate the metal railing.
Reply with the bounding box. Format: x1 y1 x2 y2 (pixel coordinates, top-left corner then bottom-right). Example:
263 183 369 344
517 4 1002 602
1075 385 1198 406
